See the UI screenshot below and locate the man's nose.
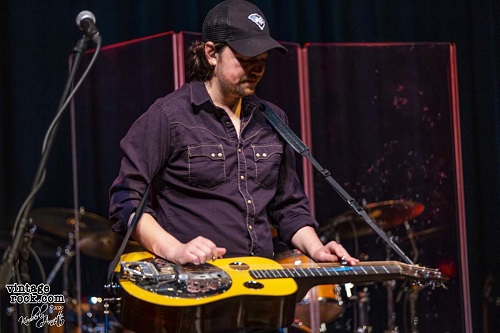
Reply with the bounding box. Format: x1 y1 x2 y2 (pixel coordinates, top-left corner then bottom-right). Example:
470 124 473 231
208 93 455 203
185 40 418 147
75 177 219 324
249 61 265 74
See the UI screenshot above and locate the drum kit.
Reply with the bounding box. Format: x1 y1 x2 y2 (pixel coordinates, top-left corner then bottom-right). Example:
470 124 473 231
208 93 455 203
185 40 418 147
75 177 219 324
28 207 145 261
3 207 142 332
5 199 444 333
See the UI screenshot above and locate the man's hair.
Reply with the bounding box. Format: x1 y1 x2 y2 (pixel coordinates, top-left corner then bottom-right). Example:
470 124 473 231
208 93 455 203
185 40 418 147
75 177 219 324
185 40 226 82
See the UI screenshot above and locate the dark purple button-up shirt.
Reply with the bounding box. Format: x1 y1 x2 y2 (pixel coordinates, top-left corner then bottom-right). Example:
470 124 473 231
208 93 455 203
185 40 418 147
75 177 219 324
109 81 317 259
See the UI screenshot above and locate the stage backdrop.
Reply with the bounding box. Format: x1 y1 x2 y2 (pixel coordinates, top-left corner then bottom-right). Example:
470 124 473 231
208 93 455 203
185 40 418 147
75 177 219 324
306 42 465 332
30 34 466 333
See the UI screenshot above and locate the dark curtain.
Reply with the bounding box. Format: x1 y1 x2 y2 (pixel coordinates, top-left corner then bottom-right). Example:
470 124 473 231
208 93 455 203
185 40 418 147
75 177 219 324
1 1 499 332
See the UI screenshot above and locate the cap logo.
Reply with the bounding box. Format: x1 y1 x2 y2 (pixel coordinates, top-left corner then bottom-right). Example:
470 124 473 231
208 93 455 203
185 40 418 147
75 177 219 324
248 13 265 30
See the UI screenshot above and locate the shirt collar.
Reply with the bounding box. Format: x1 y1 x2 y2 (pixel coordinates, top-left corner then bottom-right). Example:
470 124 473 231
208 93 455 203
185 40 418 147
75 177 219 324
189 80 262 116
190 81 213 107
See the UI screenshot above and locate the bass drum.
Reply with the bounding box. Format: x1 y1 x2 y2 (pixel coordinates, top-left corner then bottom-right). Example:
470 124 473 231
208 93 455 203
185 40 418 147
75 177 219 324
275 250 344 328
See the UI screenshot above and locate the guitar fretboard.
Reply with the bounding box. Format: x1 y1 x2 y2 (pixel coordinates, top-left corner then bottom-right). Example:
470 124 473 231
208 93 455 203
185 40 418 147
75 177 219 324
250 263 402 280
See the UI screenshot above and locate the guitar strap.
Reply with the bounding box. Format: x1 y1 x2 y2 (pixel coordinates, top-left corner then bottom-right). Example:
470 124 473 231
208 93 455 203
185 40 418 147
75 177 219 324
259 102 414 265
258 101 352 198
107 183 152 285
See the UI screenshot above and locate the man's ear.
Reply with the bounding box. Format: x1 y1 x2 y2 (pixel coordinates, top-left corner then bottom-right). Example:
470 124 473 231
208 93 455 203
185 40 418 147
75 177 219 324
204 42 217 66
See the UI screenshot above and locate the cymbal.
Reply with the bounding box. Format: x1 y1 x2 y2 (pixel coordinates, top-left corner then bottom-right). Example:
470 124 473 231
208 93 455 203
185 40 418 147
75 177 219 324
321 200 424 239
0 234 61 258
79 231 145 261
30 207 111 238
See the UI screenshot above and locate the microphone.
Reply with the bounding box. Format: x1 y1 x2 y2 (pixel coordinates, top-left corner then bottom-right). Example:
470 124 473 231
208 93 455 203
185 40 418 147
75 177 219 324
76 10 100 41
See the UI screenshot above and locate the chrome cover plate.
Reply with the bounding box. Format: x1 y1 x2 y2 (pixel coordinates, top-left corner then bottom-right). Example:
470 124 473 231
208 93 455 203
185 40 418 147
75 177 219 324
120 257 232 298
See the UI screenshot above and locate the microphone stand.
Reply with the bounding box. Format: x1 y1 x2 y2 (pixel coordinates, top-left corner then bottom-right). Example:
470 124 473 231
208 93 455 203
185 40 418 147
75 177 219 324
259 103 414 266
0 34 102 291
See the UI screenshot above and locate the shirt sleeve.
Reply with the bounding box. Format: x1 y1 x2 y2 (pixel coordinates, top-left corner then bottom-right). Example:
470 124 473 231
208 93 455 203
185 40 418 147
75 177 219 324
109 102 169 235
265 104 319 246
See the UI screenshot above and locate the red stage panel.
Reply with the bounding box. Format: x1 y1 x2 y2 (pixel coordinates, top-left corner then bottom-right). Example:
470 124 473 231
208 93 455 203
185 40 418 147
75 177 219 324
305 42 468 332
74 32 177 216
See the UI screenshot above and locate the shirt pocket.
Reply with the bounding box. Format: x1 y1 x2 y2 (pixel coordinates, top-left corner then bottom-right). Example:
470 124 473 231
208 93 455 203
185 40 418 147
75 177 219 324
188 144 226 189
251 144 283 188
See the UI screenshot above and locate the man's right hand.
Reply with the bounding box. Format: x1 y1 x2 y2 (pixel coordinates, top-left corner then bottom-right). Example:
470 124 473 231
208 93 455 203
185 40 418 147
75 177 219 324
171 236 227 265
131 213 226 265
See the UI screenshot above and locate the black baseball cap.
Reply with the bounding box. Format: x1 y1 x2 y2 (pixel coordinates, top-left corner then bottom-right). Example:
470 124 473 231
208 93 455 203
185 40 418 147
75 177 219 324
202 0 287 57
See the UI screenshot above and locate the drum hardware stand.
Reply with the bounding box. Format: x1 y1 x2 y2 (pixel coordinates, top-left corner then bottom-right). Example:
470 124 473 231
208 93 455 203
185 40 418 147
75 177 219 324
308 282 321 333
103 269 125 333
101 291 122 333
395 222 422 333
408 285 420 333
47 232 75 285
383 279 399 333
344 264 374 333
307 288 328 333
404 222 421 333
45 233 76 333
355 287 372 333
384 233 399 333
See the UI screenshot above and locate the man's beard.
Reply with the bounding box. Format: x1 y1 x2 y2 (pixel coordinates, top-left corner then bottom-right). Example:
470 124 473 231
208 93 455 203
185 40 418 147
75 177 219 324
220 78 257 99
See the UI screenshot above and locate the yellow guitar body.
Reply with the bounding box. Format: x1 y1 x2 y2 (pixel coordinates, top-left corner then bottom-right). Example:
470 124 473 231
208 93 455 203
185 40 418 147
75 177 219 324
112 252 298 333
116 251 297 306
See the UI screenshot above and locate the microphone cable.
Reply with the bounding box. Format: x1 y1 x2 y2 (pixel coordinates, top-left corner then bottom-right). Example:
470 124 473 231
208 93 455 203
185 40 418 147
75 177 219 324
1 29 102 292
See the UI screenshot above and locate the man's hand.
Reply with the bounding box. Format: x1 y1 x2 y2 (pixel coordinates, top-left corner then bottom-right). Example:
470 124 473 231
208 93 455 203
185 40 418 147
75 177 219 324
291 226 359 265
132 213 226 265
170 236 227 265
308 240 359 266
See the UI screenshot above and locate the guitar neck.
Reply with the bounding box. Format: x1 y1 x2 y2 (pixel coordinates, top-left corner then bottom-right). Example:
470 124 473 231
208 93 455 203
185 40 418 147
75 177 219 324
249 260 443 285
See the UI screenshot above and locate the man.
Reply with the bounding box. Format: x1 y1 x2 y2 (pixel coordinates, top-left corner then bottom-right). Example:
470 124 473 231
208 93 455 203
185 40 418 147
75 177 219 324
109 1 357 331
110 0 356 311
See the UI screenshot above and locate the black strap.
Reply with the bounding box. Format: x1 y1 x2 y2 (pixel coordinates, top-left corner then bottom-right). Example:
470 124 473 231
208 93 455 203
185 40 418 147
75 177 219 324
258 103 309 155
107 183 152 285
259 102 413 265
